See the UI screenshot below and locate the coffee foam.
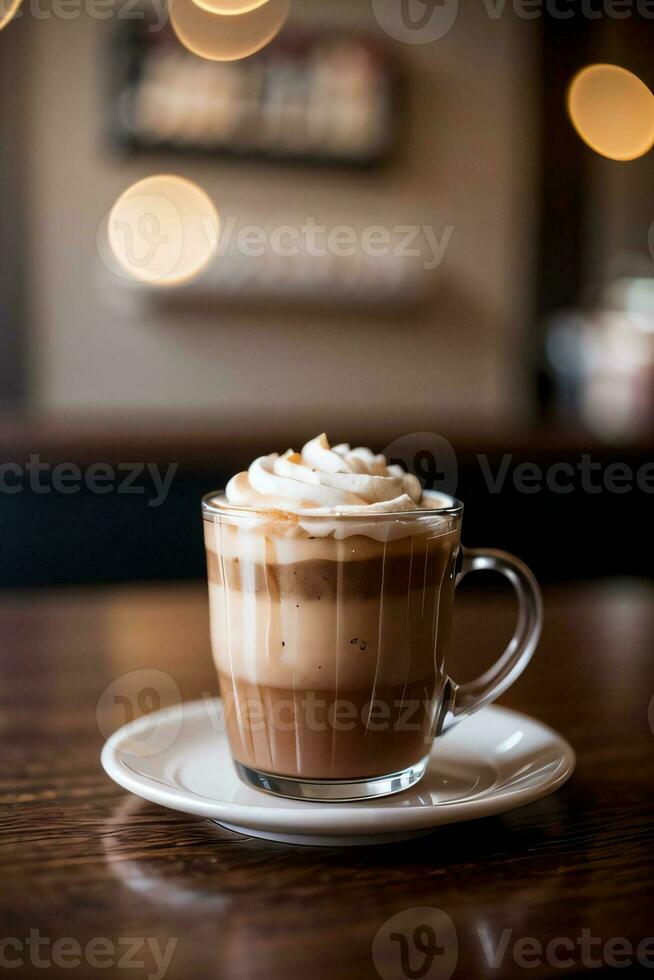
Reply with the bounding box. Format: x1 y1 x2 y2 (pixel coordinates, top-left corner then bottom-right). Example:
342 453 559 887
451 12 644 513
204 505 456 556
208 432 454 541
221 433 441 519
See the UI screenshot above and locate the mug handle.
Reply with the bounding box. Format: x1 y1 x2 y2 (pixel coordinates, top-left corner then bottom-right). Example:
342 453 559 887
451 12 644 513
436 547 542 736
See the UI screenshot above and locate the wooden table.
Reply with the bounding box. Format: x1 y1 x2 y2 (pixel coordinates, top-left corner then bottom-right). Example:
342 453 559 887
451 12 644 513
1 580 653 979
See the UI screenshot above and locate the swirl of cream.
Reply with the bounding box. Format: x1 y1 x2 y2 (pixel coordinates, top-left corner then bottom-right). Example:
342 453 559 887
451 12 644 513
224 434 424 514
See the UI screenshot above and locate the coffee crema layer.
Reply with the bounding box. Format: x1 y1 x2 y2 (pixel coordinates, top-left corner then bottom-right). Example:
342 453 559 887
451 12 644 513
205 534 457 600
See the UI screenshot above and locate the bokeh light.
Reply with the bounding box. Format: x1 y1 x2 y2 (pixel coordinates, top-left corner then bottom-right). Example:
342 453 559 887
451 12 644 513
0 0 22 31
170 0 291 63
191 0 271 14
106 175 219 287
567 64 654 162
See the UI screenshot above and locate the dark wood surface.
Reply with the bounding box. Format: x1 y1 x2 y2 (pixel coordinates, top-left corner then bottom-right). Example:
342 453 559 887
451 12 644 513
1 579 653 979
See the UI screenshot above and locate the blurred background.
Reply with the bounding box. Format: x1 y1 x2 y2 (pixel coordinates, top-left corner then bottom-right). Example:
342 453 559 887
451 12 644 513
0 0 653 587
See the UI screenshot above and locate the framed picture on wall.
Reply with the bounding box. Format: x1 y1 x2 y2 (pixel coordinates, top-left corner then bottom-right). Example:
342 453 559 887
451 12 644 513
107 18 401 169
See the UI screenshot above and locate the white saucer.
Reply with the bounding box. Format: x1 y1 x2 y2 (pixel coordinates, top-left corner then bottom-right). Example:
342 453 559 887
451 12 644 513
101 698 575 847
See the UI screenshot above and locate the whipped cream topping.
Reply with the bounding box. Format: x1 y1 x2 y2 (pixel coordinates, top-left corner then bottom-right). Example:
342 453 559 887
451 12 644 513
224 434 426 516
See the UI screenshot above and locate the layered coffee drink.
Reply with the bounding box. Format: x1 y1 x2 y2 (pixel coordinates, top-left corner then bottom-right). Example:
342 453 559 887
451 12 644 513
203 434 461 796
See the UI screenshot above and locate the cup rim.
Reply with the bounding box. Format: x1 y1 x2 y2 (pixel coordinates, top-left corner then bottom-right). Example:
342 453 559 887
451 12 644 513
201 489 464 522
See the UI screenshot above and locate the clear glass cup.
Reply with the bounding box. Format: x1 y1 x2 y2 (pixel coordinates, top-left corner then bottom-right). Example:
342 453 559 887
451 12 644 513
202 493 542 801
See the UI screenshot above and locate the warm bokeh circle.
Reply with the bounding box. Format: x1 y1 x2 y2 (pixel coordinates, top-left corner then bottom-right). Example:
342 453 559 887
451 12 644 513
0 0 22 31
191 0 271 14
567 64 654 162
106 175 220 286
170 0 291 62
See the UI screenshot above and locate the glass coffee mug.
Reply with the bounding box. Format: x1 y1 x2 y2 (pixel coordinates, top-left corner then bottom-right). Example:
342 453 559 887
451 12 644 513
202 493 542 801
